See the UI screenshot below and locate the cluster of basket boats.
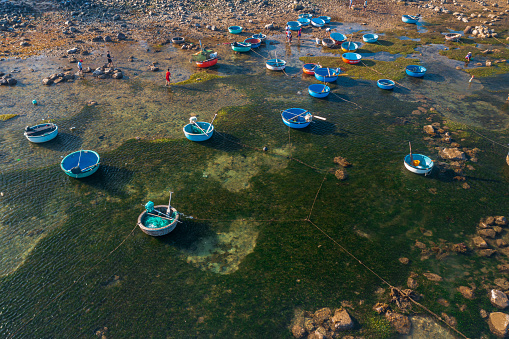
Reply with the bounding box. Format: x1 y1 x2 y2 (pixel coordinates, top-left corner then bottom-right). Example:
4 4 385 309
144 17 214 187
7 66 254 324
23 13 434 236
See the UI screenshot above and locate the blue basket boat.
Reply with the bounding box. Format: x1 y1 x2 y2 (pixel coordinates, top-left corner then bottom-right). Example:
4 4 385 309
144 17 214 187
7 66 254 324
402 15 419 24
308 84 330 98
406 65 426 77
228 26 243 34
231 42 251 52
299 13 313 19
318 16 331 24
287 21 301 31
362 33 379 43
330 32 347 45
298 18 310 26
311 18 325 28
404 154 434 175
244 38 261 48
377 79 395 90
281 108 313 129
183 121 214 142
61 150 100 178
252 33 267 41
266 58 286 71
24 123 58 143
314 67 341 82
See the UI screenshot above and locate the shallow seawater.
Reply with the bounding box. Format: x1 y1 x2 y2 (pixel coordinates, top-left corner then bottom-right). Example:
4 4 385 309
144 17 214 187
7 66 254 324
0 31 508 338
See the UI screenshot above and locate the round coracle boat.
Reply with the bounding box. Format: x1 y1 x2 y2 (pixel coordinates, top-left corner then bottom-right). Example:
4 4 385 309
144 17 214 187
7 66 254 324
138 205 180 236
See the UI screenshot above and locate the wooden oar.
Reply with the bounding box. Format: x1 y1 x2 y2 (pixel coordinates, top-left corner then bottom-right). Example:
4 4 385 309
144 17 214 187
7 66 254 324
205 114 217 133
167 191 173 213
409 141 414 165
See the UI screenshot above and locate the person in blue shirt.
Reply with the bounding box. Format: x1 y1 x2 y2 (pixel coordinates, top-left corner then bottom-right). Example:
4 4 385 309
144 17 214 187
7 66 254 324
77 60 83 76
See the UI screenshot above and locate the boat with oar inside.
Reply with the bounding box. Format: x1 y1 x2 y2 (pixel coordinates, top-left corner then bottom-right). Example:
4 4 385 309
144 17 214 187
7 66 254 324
192 41 218 68
302 63 318 75
308 84 330 98
252 33 267 42
137 193 180 236
281 108 326 129
444 33 461 42
404 142 434 175
231 42 251 53
183 115 216 142
342 52 362 64
330 33 347 45
298 17 310 26
266 58 286 71
298 13 313 20
311 18 325 28
318 16 331 24
24 123 58 143
406 65 426 77
228 26 243 34
61 150 100 178
322 38 335 48
377 79 395 90
402 14 420 24
244 38 261 48
314 67 341 82
341 41 359 52
362 33 379 43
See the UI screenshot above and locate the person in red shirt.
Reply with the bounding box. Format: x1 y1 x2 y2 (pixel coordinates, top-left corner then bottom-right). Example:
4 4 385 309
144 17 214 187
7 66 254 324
165 68 171 86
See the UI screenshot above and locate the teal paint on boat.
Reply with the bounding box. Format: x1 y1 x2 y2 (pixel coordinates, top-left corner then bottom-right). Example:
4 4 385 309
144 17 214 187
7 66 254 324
231 42 251 52
406 65 426 77
228 26 243 34
183 122 214 142
308 84 330 98
377 79 395 90
61 150 100 178
362 33 379 43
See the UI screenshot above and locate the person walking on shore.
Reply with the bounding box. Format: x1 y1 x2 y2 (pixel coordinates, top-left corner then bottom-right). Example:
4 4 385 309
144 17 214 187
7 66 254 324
107 51 114 68
288 31 292 45
77 59 83 77
285 25 290 42
165 68 171 86
297 27 302 43
349 0 353 9
363 0 367 11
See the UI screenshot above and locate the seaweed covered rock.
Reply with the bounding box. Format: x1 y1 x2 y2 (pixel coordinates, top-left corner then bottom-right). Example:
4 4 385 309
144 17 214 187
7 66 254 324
439 148 466 160
335 169 348 180
333 156 352 167
385 311 411 334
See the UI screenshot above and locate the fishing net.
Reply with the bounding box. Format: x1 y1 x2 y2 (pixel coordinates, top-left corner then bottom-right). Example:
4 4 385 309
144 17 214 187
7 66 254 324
142 214 171 228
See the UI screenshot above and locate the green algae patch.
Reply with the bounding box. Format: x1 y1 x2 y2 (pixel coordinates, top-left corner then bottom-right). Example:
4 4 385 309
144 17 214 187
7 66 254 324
465 62 509 77
172 72 224 85
299 56 419 81
0 114 18 121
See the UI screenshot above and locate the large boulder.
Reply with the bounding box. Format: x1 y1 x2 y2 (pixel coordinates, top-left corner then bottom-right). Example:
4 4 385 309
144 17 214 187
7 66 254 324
117 32 126 40
439 148 466 160
42 78 53 85
112 71 123 79
495 216 508 226
103 35 112 42
331 308 354 331
67 47 78 54
491 290 509 309
489 312 509 338
385 312 411 334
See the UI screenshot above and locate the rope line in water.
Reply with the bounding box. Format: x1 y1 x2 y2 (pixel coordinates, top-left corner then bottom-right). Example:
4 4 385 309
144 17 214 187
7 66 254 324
330 92 363 108
7 224 139 339
464 126 509 150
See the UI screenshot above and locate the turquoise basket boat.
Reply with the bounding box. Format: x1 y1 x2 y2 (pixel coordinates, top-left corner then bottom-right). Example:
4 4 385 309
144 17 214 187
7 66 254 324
377 79 395 90
183 121 214 142
402 15 419 24
228 26 243 34
406 65 426 77
287 21 301 31
298 18 310 26
281 108 313 129
362 33 379 43
299 13 313 19
61 150 100 178
231 42 251 52
318 16 331 24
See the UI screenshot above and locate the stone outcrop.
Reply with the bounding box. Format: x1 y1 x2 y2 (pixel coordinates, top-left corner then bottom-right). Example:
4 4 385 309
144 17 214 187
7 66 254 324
457 286 475 300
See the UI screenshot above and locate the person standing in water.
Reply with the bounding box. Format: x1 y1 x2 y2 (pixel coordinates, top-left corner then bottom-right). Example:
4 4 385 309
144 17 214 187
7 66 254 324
165 68 171 86
77 59 83 77
107 51 114 68
297 27 302 43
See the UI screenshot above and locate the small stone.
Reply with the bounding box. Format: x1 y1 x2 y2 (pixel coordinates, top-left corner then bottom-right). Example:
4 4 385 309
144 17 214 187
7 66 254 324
423 125 436 135
496 239 508 247
373 303 389 314
439 148 466 160
495 278 509 290
457 286 475 299
407 277 418 289
491 289 509 309
479 249 497 257
335 169 348 181
495 216 507 226
333 156 352 167
437 298 450 307
423 273 443 282
291 324 307 338
415 241 426 249
473 236 488 248
478 228 497 238
441 312 457 327
481 309 488 319
399 257 409 265
487 216 496 225
313 308 331 325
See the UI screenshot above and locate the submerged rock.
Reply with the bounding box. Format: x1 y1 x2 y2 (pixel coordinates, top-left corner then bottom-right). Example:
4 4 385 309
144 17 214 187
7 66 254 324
489 312 509 338
423 273 442 282
335 169 348 180
333 156 351 167
385 312 411 334
457 286 475 299
491 289 509 309
439 148 466 160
